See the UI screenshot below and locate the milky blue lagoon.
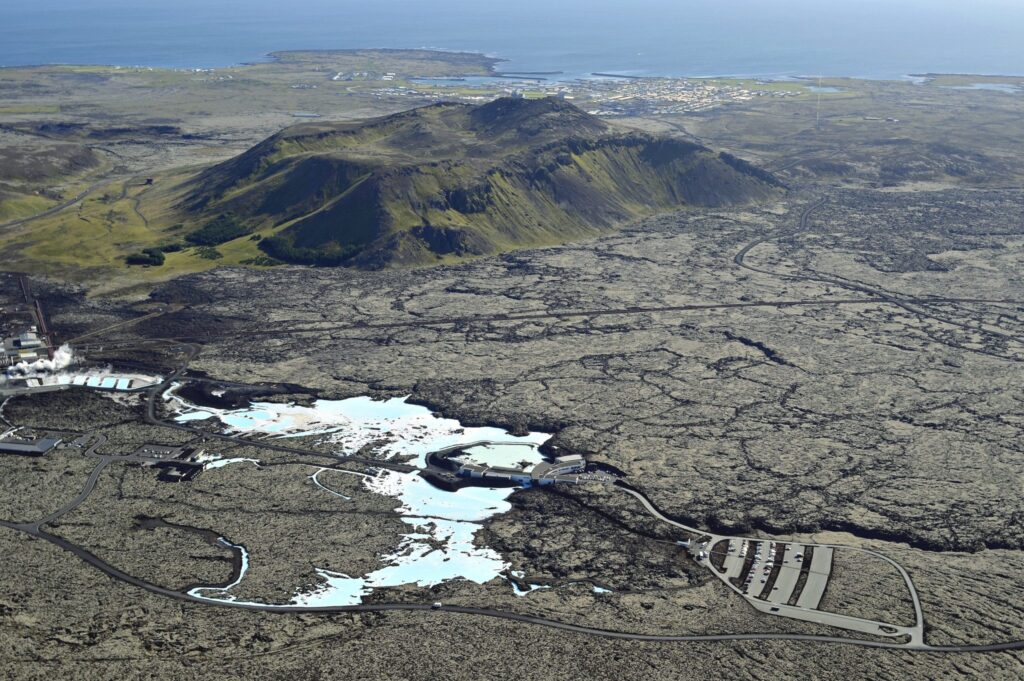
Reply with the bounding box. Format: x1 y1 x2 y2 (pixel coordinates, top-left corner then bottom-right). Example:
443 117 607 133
169 391 552 605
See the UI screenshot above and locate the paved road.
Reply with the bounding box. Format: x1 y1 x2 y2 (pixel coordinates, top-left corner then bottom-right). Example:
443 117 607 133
231 295 1021 340
62 295 1018 352
28 457 110 531
64 304 183 345
1 512 1022 652
618 481 927 645
0 362 1020 651
9 435 110 532
3 287 1022 652
733 197 827 273
616 481 704 534
0 180 110 232
733 197 1024 352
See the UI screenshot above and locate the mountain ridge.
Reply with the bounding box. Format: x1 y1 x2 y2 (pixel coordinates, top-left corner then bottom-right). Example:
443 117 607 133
178 97 785 267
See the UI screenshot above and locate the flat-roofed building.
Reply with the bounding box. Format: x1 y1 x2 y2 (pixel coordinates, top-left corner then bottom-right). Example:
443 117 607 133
15 330 43 349
0 437 62 456
1 373 162 398
2 327 46 365
155 462 203 483
531 454 586 482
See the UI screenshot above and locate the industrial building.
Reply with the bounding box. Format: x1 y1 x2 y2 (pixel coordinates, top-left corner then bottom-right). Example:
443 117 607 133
530 454 586 480
0 436 62 456
133 444 207 483
457 453 589 486
155 462 203 483
0 372 161 398
1 326 46 366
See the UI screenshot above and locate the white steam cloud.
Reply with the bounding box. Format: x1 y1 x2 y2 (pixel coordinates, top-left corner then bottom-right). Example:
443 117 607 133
4 344 78 378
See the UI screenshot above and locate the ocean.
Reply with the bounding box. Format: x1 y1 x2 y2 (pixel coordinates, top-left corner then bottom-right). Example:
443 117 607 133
4 0 1024 80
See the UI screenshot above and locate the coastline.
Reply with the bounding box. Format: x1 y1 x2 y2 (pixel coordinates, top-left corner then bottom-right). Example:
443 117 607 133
4 47 1024 84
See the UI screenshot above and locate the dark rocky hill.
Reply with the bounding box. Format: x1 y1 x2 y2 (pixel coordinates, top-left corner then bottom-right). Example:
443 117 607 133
179 97 784 267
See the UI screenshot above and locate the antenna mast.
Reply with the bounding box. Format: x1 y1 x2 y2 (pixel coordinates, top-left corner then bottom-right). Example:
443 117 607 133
816 75 823 130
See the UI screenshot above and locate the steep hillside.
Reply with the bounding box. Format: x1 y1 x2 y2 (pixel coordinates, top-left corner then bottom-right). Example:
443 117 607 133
179 97 784 267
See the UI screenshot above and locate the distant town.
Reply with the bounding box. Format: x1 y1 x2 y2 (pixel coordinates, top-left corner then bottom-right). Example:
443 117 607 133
324 69 803 117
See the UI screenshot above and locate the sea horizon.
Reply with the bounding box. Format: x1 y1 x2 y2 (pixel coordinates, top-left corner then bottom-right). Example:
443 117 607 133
4 46 1022 84
4 0 1024 81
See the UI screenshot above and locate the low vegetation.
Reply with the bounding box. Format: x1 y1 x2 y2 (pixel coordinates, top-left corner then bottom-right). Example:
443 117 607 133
185 214 252 246
193 246 223 260
180 97 783 268
125 248 165 266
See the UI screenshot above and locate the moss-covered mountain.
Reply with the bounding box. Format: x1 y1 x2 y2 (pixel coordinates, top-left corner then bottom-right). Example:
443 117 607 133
181 97 784 267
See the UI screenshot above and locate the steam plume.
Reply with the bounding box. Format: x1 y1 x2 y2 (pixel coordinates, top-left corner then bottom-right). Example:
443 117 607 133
4 344 78 378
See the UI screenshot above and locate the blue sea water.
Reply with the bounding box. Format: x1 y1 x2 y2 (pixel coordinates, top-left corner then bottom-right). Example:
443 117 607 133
3 0 1024 79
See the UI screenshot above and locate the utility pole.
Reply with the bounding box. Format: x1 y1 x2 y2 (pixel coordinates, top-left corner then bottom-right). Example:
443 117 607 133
816 75 823 131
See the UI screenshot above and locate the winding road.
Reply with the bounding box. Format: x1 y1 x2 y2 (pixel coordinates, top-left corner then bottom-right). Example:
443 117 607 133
1 473 1022 652
4 202 1024 653
0 180 110 232
733 196 1024 354
230 295 1021 340
616 484 925 646
0 342 1020 652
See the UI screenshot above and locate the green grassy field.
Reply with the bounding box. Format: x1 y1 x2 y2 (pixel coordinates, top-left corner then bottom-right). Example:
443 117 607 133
0 172 283 296
0 193 55 221
2 49 1021 295
0 104 61 115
